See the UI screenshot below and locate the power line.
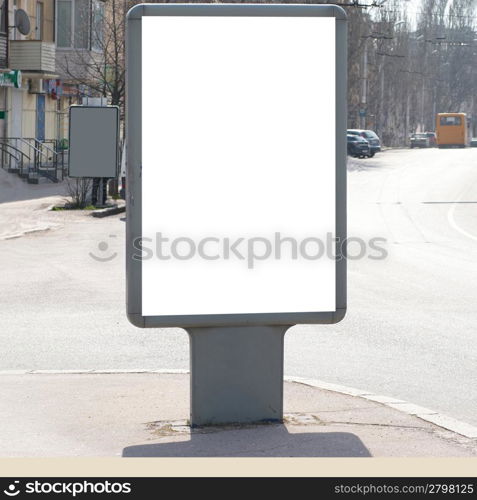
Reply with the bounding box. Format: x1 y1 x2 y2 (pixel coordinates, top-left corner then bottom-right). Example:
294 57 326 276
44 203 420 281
380 8 477 22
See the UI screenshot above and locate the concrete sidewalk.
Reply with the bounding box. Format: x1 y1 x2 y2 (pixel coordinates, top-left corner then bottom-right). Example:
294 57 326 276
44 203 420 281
0 372 476 457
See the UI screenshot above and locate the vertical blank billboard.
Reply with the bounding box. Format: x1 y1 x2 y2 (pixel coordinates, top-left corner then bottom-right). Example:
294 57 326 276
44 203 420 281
126 4 347 328
68 106 119 178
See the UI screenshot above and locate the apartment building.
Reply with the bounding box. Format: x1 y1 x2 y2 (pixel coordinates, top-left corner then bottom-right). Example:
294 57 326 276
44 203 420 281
55 0 105 141
0 0 104 150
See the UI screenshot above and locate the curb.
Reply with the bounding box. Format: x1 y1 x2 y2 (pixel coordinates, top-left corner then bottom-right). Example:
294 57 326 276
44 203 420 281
1 203 61 240
0 369 189 375
2 225 55 241
91 203 126 218
285 376 477 439
1 369 476 439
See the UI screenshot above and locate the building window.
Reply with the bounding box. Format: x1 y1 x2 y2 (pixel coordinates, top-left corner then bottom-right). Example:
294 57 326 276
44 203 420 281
91 0 104 52
74 0 89 49
57 0 72 47
56 0 103 50
0 0 8 34
35 1 44 40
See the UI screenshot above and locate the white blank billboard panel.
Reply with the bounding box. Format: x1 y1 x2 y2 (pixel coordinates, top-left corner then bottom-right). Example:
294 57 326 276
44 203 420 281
141 16 336 316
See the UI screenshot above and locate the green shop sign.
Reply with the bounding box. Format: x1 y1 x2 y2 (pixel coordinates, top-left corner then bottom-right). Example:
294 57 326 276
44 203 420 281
0 70 22 88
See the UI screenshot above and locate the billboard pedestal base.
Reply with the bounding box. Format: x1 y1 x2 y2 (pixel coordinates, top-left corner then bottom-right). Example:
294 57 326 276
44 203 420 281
187 325 290 427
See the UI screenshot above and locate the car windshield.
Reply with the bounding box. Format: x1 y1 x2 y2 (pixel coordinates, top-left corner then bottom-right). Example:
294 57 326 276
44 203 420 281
364 131 378 139
414 134 427 138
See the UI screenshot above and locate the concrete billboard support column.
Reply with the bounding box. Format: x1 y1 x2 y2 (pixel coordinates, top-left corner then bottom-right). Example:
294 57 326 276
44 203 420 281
187 325 290 427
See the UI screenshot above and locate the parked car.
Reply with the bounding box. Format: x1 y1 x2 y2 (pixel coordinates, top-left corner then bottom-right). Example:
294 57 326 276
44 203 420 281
347 134 371 158
347 129 381 156
425 131 437 147
410 133 430 148
470 138 477 147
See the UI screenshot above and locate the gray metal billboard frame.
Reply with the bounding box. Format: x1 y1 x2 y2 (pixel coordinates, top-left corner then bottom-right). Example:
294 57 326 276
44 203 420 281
127 4 347 426
126 3 347 330
68 105 120 179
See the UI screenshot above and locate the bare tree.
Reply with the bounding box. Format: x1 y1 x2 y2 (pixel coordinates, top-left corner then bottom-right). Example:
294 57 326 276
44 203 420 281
57 0 142 114
352 0 477 145
65 177 93 208
58 0 477 147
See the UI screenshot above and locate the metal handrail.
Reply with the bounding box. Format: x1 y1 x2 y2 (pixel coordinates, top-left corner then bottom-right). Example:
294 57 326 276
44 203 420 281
35 140 62 181
0 145 24 163
14 137 43 155
0 144 26 174
5 138 42 179
0 141 31 161
1 137 68 183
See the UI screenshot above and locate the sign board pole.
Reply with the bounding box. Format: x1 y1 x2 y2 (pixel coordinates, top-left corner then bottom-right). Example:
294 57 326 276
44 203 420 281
99 178 104 206
187 325 289 426
126 4 347 427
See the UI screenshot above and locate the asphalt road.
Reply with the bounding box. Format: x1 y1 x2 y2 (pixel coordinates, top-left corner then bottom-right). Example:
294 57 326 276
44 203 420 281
1 147 476 426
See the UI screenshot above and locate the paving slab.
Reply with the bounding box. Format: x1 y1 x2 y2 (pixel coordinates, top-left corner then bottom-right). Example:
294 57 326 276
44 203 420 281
0 373 476 457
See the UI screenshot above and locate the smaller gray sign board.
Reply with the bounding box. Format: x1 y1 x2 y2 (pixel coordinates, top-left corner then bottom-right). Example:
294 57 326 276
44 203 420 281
68 105 119 178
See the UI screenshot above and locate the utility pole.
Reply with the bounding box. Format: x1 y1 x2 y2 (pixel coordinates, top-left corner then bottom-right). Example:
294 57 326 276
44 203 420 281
405 93 410 141
379 60 385 137
360 37 368 129
420 78 425 132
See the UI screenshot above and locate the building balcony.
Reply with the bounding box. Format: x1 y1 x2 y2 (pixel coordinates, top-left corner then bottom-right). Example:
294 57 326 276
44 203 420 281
9 40 57 78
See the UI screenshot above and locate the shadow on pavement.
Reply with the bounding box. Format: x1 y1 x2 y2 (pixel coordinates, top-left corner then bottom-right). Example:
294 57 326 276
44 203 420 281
122 425 372 457
0 168 68 205
347 159 385 172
